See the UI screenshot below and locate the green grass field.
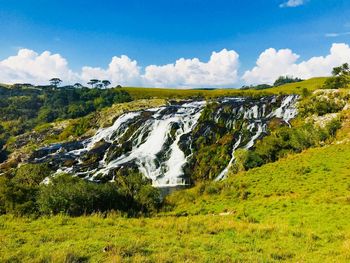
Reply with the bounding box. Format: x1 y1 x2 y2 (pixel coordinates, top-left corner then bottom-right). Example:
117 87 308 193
1 109 350 262
2 78 350 262
122 77 327 100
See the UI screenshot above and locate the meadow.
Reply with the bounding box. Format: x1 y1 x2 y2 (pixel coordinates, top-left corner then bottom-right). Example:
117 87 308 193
1 78 350 262
1 109 350 262
121 77 327 100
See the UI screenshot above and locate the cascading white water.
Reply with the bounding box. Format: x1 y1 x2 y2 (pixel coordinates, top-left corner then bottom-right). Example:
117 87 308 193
96 102 205 186
215 136 242 181
34 95 299 187
215 95 299 180
51 101 205 186
268 94 298 125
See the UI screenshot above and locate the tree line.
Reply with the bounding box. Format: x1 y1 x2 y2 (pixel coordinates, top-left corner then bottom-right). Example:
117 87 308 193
48 78 121 89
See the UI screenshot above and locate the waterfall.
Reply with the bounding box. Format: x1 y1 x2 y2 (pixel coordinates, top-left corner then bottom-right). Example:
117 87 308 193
215 94 298 180
32 95 299 187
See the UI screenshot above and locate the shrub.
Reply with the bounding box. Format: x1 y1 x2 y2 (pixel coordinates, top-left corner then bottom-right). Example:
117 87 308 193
298 95 345 117
38 174 122 216
38 172 161 217
0 163 52 215
273 76 302 87
323 63 350 89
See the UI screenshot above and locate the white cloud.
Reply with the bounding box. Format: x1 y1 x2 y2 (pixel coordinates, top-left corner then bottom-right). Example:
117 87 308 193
243 43 350 85
0 48 240 88
279 0 305 8
0 49 78 85
1 43 350 88
81 55 142 86
143 49 240 88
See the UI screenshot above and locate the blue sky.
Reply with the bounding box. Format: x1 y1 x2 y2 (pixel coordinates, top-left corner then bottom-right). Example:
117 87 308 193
0 0 350 87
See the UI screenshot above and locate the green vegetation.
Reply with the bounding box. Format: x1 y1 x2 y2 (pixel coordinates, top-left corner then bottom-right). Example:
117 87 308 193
232 119 341 172
273 75 303 87
0 165 161 217
38 173 161 217
1 120 350 262
0 163 51 215
298 90 348 117
240 76 303 91
121 77 327 100
323 63 350 89
0 85 131 161
1 72 350 262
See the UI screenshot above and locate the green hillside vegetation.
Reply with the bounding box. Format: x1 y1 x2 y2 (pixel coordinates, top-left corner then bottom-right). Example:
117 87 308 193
1 74 350 262
0 77 327 168
1 109 350 262
0 85 132 162
121 77 327 100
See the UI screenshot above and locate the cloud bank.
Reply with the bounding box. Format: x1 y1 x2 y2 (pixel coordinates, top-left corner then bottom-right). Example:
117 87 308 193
0 43 349 88
279 0 305 8
243 43 350 85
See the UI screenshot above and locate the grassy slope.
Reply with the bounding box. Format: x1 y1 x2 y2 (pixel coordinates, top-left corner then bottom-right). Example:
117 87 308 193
122 77 327 100
1 109 350 262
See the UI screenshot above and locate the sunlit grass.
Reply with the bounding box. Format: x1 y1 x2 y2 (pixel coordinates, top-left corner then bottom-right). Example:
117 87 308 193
2 121 350 262
122 77 327 100
2 77 350 262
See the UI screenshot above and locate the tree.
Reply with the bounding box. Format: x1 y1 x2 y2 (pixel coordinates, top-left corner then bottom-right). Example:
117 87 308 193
273 76 302 87
102 80 111 89
323 63 350 89
73 83 83 89
49 78 62 87
96 83 104 89
87 79 100 88
0 164 52 215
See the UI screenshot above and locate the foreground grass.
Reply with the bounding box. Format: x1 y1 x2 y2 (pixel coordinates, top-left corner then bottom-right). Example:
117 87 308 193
1 132 350 262
3 211 349 263
122 77 327 100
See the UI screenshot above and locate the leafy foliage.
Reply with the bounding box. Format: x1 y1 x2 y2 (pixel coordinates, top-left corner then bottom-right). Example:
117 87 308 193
298 93 346 117
0 85 132 159
232 118 342 172
323 63 350 89
0 164 161 217
273 76 303 87
38 174 122 216
0 164 51 215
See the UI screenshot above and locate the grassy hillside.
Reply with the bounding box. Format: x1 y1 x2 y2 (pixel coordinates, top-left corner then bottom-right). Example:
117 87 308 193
1 109 350 262
2 78 350 262
122 77 327 100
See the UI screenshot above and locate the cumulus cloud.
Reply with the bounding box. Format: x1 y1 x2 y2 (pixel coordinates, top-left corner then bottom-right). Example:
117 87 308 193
1 43 350 88
0 48 240 88
0 49 78 85
243 43 350 85
279 0 305 8
81 55 142 86
143 49 240 88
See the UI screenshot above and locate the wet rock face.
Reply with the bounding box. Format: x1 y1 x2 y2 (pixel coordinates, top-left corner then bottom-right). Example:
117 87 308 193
30 95 298 186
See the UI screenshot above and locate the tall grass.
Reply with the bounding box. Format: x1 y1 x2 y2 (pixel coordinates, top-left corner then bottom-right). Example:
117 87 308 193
122 77 327 100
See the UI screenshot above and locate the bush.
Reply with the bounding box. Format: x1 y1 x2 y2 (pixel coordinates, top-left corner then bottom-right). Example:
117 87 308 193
323 63 350 89
245 121 341 170
0 164 52 215
273 76 302 87
298 95 345 117
37 174 123 216
114 172 162 215
38 172 162 217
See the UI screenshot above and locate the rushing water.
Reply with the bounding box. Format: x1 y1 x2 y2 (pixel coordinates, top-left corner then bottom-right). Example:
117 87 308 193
33 95 299 187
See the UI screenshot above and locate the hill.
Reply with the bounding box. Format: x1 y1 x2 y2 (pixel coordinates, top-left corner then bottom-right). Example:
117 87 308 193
1 77 350 262
121 77 327 100
1 108 349 262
